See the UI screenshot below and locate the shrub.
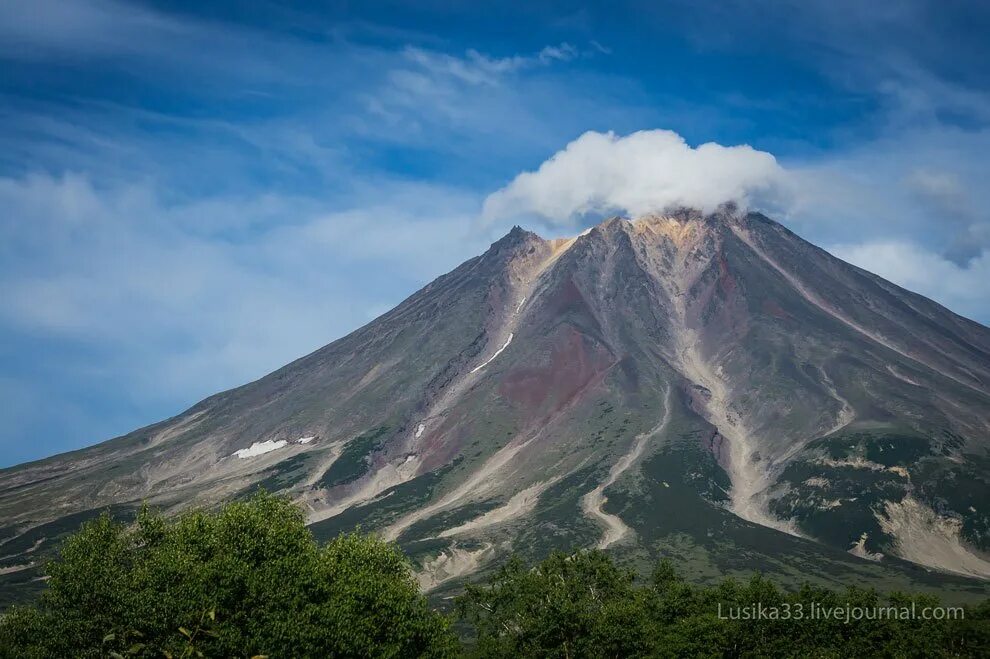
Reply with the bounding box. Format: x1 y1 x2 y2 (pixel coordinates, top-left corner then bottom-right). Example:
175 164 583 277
0 492 457 658
457 552 990 658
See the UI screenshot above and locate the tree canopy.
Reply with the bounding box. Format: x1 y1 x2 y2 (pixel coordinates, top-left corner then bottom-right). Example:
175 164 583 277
0 493 456 658
1 494 988 658
457 550 990 658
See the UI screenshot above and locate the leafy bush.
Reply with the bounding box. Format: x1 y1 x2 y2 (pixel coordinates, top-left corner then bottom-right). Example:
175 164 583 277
3 494 988 658
0 492 457 658
457 550 990 658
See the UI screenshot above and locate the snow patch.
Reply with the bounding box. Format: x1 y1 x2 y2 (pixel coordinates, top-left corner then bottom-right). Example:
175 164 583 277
414 423 425 439
297 436 316 444
469 333 514 374
232 439 288 459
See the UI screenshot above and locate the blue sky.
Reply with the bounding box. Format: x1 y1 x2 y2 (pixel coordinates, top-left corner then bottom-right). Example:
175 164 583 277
1 0 989 466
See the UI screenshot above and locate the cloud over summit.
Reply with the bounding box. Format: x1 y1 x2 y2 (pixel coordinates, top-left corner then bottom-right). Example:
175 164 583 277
481 129 788 225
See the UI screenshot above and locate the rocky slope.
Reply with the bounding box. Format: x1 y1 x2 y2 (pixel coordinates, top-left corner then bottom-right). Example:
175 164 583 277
2 207 990 603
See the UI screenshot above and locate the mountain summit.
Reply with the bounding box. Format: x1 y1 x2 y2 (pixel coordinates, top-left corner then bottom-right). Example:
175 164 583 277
3 208 990 597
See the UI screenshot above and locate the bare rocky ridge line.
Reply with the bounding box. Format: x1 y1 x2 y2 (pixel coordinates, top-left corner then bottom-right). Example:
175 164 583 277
729 224 988 398
307 235 581 526
626 215 798 534
3 209 990 594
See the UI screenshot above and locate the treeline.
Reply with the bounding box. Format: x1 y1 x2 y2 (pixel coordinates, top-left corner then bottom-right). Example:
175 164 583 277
0 493 987 658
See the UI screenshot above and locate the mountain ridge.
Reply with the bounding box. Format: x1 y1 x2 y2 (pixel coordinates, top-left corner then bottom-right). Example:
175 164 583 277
2 207 990 603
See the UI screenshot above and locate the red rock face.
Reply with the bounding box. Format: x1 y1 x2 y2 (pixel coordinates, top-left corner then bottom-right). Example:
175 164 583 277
4 209 990 593
500 326 614 415
762 299 791 320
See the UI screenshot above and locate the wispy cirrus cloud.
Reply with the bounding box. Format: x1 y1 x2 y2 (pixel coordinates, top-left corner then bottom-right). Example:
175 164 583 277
2 0 990 469
401 42 580 86
0 2 630 460
0 170 488 464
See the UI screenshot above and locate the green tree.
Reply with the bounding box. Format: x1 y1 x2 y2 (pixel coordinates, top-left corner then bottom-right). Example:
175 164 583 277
458 551 990 658
457 550 654 658
0 492 457 658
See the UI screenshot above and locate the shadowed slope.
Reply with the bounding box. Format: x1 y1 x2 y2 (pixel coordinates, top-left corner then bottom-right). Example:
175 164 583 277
2 209 989 603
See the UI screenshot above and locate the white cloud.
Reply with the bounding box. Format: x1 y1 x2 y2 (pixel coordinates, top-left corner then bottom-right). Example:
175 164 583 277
829 240 990 322
481 129 789 226
401 42 580 87
0 171 488 463
905 169 984 265
361 42 604 150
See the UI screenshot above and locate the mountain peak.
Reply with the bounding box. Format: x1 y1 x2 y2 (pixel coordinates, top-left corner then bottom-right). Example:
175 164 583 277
563 204 748 242
5 205 990 598
486 224 543 257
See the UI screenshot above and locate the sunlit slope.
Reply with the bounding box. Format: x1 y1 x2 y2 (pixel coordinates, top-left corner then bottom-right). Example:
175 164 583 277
2 208 989 603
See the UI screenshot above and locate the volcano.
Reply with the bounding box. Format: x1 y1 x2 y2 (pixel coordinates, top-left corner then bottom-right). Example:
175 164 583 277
2 207 990 600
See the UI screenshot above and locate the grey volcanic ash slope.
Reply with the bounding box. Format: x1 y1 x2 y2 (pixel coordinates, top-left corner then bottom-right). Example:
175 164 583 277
3 208 990 598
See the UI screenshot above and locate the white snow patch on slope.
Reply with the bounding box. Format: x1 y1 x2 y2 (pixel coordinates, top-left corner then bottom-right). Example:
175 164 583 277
232 440 288 459
415 423 425 439
877 496 990 579
297 436 316 444
469 333 513 374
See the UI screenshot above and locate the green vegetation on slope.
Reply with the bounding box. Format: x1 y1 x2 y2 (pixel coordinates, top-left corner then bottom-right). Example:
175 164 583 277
1 494 988 658
319 425 391 488
460 551 990 658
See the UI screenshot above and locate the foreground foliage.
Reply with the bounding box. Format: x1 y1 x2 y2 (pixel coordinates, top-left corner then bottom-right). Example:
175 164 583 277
457 551 990 658
1 494 988 657
0 493 456 658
